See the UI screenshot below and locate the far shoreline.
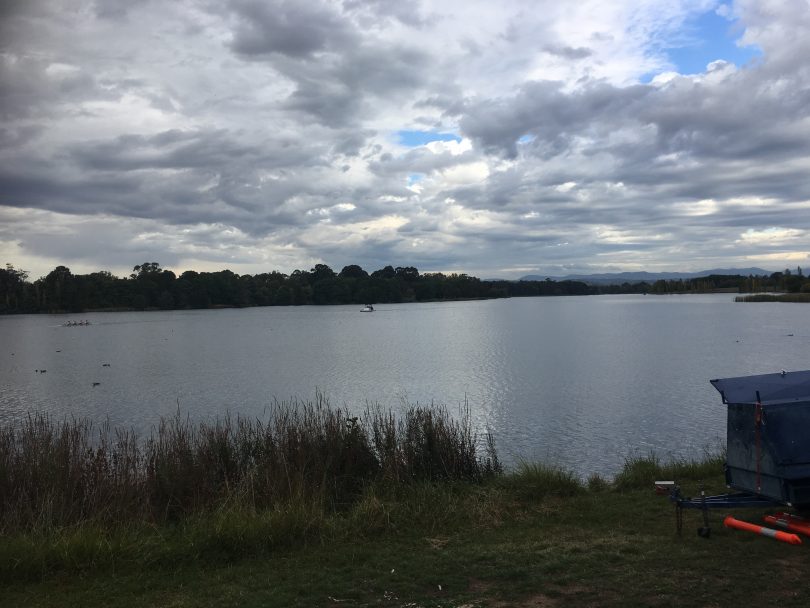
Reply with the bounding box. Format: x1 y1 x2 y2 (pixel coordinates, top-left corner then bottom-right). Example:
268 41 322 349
0 290 769 316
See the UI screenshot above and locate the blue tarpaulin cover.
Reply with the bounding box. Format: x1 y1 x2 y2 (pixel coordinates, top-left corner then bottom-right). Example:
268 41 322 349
711 370 810 405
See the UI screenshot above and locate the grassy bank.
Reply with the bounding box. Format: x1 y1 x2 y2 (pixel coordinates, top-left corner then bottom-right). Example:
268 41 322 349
3 410 809 607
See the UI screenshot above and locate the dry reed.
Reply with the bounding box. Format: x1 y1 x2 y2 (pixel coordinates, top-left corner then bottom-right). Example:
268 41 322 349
0 397 500 533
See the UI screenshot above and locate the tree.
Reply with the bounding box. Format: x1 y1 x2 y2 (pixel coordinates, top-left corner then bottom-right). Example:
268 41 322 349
131 262 162 279
339 265 368 279
371 265 396 279
0 264 30 312
310 264 336 281
129 263 167 308
395 266 419 281
81 270 118 310
5 263 28 282
41 266 78 311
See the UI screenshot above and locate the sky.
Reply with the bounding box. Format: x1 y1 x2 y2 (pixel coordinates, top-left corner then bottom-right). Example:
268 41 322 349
1 0 809 280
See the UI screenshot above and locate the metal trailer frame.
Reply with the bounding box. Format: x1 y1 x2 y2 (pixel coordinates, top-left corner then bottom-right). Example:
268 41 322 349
665 482 781 537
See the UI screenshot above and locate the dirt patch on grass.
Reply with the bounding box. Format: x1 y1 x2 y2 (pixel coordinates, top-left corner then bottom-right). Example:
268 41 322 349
425 537 450 550
468 582 607 607
467 578 492 594
499 594 558 607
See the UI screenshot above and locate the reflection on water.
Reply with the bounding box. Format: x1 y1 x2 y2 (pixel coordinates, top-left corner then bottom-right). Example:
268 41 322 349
1 295 807 477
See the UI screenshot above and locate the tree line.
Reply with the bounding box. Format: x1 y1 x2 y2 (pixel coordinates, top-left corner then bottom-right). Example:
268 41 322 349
645 269 809 295
1 262 806 314
0 262 593 314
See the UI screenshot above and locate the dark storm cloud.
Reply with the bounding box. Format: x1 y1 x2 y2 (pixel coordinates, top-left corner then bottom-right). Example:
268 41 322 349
0 0 52 46
454 54 810 227
413 95 467 116
0 125 44 148
68 129 263 171
281 77 360 128
543 45 593 60
0 55 99 120
459 80 651 158
94 0 150 20
224 0 433 128
228 0 353 58
332 129 377 156
0 167 149 216
273 42 433 127
0 121 353 236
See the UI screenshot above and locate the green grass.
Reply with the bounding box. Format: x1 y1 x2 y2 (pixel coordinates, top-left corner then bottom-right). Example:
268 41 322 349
4 450 810 607
499 461 584 500
613 451 726 491
2 408 806 607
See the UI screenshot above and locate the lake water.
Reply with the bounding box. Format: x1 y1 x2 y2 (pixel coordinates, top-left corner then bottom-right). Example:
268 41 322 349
1 295 807 477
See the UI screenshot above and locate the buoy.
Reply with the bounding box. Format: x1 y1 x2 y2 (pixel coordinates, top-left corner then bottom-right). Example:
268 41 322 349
723 516 801 545
775 511 807 522
764 514 810 537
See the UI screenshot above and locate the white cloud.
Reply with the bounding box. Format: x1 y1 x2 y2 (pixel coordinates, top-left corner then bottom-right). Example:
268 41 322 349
746 251 810 263
673 198 719 216
737 227 804 245
425 138 472 156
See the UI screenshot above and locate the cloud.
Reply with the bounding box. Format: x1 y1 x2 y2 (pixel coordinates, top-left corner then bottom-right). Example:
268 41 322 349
2 0 810 280
543 45 593 60
736 227 805 246
227 0 353 58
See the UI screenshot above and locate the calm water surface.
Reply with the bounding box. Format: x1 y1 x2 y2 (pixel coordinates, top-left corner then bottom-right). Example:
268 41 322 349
1 295 807 477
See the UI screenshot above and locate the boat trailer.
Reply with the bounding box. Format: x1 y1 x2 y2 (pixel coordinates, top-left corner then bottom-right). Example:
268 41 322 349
657 481 781 537
657 369 810 542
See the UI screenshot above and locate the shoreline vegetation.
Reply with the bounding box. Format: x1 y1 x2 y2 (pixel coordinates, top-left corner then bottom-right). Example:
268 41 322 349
736 293 810 303
5 402 800 607
0 399 501 536
2 261 809 314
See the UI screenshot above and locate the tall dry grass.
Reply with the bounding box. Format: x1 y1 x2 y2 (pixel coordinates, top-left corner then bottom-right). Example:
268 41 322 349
0 397 500 533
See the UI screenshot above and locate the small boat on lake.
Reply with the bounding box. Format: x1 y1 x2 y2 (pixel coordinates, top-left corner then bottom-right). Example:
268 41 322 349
360 304 374 312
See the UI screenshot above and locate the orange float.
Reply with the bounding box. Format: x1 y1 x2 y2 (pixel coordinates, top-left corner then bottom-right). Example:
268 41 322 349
723 516 802 545
763 514 810 537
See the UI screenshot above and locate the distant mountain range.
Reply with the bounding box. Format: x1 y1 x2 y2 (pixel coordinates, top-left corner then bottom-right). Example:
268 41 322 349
520 268 774 285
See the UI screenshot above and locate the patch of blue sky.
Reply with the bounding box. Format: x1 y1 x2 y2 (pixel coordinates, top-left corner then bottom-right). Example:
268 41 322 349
641 4 762 82
407 173 425 186
397 130 461 147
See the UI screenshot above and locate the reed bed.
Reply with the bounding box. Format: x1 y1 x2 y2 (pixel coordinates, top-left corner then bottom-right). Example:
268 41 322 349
735 293 810 303
0 398 501 533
